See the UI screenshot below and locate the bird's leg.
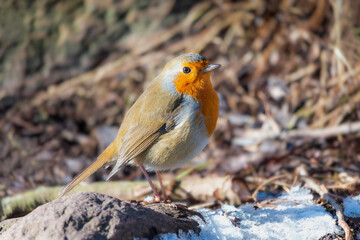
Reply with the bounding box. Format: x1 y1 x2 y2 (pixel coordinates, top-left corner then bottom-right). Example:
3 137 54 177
138 163 161 202
156 170 168 201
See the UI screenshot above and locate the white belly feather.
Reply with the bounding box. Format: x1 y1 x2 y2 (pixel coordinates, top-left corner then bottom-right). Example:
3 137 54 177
142 95 210 171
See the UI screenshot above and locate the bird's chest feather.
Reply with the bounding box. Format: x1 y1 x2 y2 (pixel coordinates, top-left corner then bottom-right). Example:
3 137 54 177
173 71 219 137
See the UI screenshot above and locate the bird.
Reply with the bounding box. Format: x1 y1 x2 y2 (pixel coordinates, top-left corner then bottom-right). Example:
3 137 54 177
60 53 220 201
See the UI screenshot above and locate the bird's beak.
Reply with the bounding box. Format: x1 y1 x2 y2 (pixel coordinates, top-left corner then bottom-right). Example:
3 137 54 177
201 64 221 73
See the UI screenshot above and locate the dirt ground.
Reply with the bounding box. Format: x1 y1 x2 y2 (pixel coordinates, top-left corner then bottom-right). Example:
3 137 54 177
0 0 359 206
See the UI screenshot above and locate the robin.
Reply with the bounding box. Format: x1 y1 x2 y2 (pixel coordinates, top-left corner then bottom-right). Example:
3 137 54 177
60 53 220 201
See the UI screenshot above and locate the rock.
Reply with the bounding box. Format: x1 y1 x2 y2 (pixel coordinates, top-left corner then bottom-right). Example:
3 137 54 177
0 192 202 240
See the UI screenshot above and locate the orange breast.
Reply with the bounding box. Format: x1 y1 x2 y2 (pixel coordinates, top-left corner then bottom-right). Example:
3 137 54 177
174 66 219 137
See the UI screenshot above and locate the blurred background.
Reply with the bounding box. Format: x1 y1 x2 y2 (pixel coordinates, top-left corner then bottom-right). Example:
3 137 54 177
0 0 359 199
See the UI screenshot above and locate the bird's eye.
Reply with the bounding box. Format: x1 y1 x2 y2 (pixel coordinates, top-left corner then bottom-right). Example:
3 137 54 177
183 67 191 74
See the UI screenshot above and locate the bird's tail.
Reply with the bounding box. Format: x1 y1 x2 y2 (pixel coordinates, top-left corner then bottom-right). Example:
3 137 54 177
59 141 118 197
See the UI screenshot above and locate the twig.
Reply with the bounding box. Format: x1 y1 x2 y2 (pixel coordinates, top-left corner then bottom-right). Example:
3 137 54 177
305 178 352 240
289 121 360 138
252 174 291 202
255 198 303 209
285 63 318 83
234 121 360 147
188 201 217 210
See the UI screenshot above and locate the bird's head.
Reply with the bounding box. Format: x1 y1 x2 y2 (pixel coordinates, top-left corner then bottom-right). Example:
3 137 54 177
160 53 220 99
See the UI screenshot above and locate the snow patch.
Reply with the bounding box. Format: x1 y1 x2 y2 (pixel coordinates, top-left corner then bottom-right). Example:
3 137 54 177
143 195 155 203
157 187 339 240
343 195 360 218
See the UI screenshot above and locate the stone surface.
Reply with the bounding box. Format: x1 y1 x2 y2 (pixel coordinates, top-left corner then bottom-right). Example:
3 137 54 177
0 192 202 240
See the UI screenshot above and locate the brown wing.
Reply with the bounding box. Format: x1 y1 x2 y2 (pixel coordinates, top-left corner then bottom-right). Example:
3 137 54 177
106 90 183 180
